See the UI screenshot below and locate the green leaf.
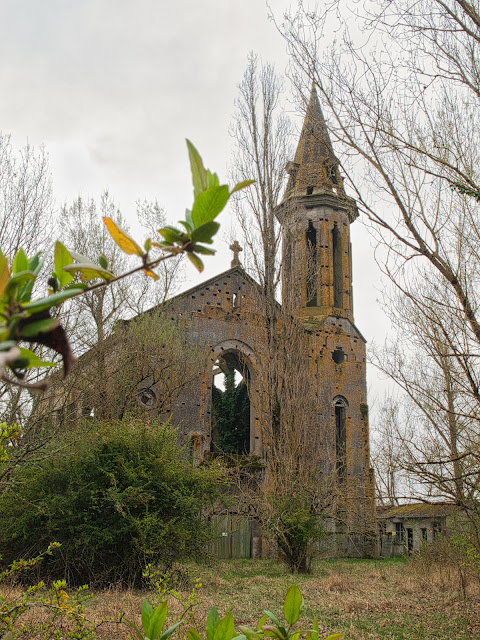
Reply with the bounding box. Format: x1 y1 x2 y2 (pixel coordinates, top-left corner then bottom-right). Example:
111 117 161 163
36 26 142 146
63 263 114 281
142 599 154 634
158 621 182 640
230 179 255 195
65 282 89 291
185 208 194 229
12 249 28 275
191 245 215 255
54 242 74 288
256 615 268 633
283 585 303 625
187 628 204 640
19 317 59 338
213 612 235 640
147 601 168 640
262 627 286 640
179 220 193 233
307 617 319 640
238 627 260 640
263 612 281 628
16 347 57 369
104 217 145 257
191 186 229 227
98 254 108 269
206 607 220 640
187 252 204 272
207 170 220 189
187 139 208 198
6 271 36 295
124 619 145 640
324 635 343 640
191 221 220 244
144 238 152 252
28 253 43 276
23 287 85 313
68 249 95 265
158 226 184 245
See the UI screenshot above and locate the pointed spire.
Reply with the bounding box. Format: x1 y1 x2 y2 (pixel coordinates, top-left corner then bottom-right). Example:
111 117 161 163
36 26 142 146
283 84 346 202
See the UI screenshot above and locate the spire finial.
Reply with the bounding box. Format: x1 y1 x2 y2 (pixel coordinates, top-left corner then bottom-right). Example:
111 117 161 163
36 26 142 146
229 240 243 267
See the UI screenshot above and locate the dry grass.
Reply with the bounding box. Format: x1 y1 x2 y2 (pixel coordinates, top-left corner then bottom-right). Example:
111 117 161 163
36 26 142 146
2 557 478 639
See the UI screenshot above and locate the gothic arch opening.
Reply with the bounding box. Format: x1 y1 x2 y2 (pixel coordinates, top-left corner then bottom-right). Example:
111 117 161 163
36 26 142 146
211 349 252 455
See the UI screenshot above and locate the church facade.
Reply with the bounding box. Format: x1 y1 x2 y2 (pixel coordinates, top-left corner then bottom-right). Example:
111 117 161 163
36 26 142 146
147 87 375 556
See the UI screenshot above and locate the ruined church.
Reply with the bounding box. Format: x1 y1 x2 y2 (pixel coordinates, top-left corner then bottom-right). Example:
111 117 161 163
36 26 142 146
136 87 375 555
55 87 375 556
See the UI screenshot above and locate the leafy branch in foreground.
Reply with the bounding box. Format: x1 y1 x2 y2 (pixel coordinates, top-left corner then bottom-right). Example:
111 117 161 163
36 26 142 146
126 584 341 640
0 140 253 388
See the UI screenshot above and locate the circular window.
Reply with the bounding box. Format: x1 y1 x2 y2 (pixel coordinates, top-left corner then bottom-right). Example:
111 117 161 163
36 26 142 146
137 388 156 409
332 348 345 365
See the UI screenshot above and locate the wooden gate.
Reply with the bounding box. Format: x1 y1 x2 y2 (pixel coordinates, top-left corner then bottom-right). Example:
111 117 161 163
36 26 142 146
209 514 252 558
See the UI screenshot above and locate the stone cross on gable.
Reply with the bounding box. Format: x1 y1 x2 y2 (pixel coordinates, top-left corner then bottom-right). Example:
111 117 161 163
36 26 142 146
229 240 243 268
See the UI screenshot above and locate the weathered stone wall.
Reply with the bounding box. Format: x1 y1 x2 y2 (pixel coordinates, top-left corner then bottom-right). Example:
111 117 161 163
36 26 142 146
158 267 269 460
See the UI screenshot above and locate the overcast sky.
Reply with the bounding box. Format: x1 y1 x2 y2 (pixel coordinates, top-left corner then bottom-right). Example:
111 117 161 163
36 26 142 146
0 0 390 403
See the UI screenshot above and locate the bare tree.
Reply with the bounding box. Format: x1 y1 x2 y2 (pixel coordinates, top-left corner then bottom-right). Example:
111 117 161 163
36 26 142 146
0 133 53 259
229 56 337 571
61 192 182 352
277 1 480 511
230 52 294 297
371 398 405 507
372 275 480 507
0 134 54 428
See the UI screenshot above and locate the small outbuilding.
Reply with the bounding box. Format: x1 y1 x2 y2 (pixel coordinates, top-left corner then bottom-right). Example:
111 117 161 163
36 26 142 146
377 503 460 557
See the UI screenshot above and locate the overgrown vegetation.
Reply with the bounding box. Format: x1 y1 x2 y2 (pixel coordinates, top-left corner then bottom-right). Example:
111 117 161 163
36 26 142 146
1 557 474 639
0 417 224 586
212 370 250 454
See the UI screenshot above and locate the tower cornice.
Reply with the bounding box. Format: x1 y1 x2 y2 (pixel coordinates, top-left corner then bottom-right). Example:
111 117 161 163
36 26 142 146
275 193 358 225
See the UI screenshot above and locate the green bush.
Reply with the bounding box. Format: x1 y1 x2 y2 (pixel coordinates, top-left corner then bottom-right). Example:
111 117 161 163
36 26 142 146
0 417 224 586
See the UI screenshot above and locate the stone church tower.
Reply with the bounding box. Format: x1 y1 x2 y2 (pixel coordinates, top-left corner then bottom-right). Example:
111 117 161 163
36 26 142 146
275 86 375 554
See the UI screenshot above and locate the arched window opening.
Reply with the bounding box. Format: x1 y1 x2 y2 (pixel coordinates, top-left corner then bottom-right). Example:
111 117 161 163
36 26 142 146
334 396 347 481
306 220 317 307
211 352 250 455
332 223 343 308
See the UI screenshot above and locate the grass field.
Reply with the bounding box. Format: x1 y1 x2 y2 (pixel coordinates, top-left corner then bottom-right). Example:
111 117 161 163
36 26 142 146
3 556 478 638
77 556 479 640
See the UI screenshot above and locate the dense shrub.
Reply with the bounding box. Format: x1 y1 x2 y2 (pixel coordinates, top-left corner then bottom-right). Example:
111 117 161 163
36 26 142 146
0 417 224 586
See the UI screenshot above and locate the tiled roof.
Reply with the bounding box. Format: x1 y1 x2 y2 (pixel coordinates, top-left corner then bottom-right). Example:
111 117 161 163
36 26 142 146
378 502 458 519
